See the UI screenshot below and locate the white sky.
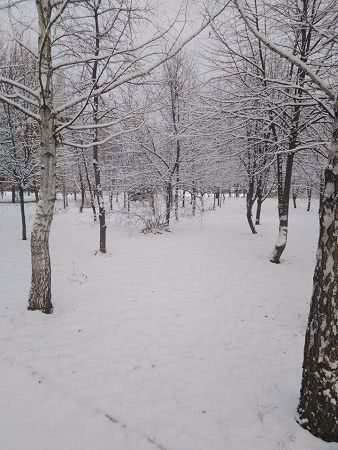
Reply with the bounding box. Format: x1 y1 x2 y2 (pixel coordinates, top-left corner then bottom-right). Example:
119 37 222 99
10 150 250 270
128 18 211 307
0 0 210 48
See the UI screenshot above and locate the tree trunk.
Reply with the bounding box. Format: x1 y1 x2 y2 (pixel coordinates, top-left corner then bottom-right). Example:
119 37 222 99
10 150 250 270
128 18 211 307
82 149 96 221
109 188 113 211
246 179 257 234
92 7 106 254
62 179 67 209
307 188 312 212
319 177 325 213
78 162 85 213
182 190 186 208
174 185 179 221
247 203 257 233
165 182 172 226
293 191 297 208
192 182 196 216
93 141 106 253
28 0 55 314
200 194 205 213
271 43 306 263
297 102 338 442
98 200 106 253
255 197 262 225
255 174 265 225
62 171 68 209
270 153 294 263
19 185 27 241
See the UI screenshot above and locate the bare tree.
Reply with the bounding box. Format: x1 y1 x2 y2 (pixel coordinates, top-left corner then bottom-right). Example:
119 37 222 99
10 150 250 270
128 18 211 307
0 0 227 312
235 0 338 440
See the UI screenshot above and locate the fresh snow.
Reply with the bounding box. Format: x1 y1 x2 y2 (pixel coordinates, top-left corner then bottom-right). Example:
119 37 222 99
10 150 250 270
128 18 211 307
0 198 336 450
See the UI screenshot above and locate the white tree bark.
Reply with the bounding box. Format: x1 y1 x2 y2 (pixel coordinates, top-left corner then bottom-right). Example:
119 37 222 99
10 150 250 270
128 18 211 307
28 0 56 314
233 0 338 440
297 99 338 441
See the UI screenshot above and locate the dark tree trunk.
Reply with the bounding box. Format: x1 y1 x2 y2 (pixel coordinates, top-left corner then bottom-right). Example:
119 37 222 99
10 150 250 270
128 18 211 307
78 163 85 213
19 185 27 241
93 143 106 253
174 184 179 221
270 153 294 263
192 182 196 216
246 204 257 234
62 189 67 209
319 177 325 213
217 188 221 207
200 194 205 213
293 191 297 208
62 174 68 209
246 179 257 234
92 8 106 254
165 182 172 226
297 103 338 442
82 149 96 221
182 190 186 208
109 189 113 211
255 197 262 225
307 188 312 212
213 193 216 210
98 202 106 252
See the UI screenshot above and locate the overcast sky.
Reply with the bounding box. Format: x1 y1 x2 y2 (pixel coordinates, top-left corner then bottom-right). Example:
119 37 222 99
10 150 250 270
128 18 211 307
0 0 212 75
0 0 209 46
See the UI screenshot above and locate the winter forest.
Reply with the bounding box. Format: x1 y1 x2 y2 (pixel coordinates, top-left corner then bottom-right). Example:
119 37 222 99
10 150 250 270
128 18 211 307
0 0 337 448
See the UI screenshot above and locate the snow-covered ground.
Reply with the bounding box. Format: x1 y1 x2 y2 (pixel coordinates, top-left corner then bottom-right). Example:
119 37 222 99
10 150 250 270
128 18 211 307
0 198 335 450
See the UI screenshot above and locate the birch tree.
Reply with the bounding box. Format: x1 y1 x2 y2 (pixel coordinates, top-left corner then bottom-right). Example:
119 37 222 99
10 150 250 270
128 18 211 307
234 0 338 441
0 0 227 313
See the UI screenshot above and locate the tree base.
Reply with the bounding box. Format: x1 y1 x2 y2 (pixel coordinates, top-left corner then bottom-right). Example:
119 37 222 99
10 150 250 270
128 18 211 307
296 412 338 443
270 258 281 264
28 305 53 314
